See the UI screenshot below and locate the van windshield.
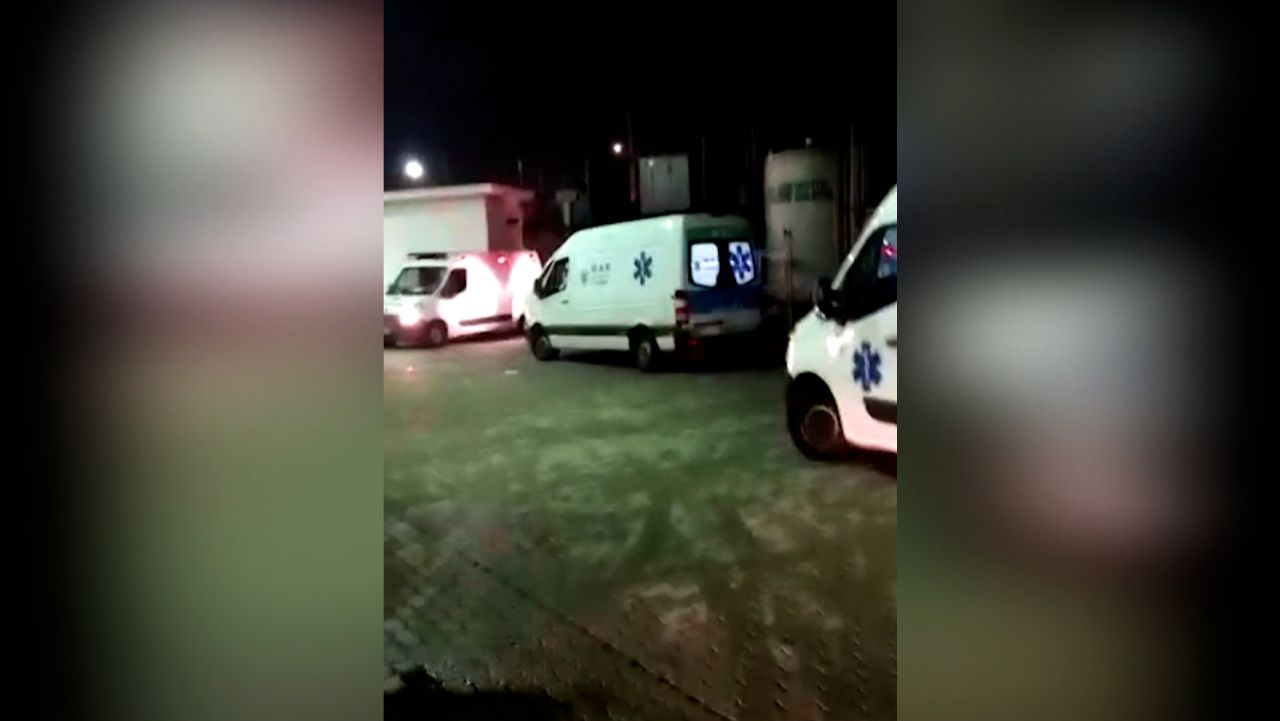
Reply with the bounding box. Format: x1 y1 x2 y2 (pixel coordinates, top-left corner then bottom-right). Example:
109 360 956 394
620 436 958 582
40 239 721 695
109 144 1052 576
389 266 446 295
688 239 756 288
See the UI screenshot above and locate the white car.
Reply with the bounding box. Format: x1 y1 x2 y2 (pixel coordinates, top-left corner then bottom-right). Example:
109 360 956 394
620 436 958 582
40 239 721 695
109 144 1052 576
522 214 763 371
786 186 897 457
384 251 541 347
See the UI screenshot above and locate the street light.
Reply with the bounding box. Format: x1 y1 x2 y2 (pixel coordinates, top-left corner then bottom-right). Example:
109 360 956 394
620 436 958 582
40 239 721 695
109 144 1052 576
610 141 624 156
404 158 425 181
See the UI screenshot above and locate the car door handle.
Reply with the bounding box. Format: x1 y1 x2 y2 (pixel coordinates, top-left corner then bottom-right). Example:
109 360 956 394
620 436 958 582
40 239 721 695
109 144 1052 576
559 299 569 305
886 336 897 348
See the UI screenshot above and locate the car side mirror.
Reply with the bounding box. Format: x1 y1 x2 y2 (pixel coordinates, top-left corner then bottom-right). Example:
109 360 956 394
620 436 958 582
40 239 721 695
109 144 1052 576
533 277 544 297
813 277 841 319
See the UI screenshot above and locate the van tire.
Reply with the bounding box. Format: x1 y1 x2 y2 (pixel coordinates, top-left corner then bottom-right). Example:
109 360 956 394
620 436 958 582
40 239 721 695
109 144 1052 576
529 326 558 361
633 331 662 373
424 321 448 348
786 376 848 460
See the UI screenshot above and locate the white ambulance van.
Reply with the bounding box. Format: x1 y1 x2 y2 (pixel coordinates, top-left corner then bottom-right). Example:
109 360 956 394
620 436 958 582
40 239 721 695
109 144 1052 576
384 250 541 347
785 186 897 457
522 214 763 371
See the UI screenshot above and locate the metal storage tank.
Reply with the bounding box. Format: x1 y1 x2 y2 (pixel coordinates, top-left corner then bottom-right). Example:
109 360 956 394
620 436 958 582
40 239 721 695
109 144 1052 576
763 148 840 305
638 154 691 215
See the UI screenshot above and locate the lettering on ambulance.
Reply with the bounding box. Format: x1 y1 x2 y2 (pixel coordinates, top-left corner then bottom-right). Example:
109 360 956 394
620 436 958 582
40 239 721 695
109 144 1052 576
581 260 612 287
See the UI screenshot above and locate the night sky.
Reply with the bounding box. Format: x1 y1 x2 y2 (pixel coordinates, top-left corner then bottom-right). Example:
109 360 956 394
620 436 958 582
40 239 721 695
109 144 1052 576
385 3 896 194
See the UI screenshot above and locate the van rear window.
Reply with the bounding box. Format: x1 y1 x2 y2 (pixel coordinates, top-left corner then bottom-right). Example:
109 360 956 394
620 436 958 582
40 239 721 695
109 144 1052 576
690 242 720 287
689 239 756 288
728 241 756 284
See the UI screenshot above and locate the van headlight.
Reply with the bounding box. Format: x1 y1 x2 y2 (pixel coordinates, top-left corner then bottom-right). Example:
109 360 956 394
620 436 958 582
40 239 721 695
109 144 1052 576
397 307 422 326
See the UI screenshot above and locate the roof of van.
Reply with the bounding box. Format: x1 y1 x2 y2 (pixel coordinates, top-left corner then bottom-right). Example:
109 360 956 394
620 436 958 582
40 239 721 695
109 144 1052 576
573 213 749 235
867 186 897 228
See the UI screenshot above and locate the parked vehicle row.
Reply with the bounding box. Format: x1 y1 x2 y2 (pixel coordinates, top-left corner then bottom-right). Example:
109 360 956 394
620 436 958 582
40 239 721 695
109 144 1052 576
384 187 898 459
521 213 763 372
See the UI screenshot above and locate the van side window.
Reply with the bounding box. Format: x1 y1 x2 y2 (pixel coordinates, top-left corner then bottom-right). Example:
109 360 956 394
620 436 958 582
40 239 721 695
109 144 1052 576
874 227 897 279
537 261 555 291
690 243 720 287
390 266 446 296
728 241 756 285
441 269 468 298
838 225 897 320
542 257 569 297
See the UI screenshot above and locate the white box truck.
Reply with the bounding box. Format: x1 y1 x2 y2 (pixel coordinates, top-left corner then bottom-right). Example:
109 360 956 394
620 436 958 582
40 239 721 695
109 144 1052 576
383 184 540 347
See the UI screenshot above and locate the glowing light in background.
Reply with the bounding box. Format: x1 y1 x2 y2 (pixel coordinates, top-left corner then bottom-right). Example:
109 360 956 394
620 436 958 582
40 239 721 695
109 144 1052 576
403 158 424 181
508 252 542 322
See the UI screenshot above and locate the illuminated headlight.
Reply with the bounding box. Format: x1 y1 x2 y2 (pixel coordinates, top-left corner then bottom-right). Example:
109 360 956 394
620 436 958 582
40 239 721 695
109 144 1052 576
397 307 422 326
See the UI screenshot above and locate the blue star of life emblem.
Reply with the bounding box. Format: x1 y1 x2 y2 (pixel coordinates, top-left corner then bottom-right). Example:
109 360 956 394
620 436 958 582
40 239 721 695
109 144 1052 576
729 245 754 283
852 341 883 391
633 251 653 285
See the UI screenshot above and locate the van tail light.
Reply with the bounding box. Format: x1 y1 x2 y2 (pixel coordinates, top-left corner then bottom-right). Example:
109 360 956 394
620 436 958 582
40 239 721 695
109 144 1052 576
674 290 690 328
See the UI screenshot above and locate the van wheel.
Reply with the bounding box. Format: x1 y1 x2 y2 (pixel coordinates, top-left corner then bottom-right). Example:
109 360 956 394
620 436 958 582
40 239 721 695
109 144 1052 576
634 332 662 373
786 377 848 460
529 327 558 361
424 321 448 348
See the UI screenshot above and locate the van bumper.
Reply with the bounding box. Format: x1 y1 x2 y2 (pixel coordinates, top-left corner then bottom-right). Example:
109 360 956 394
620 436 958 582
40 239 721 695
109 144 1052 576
674 327 764 359
385 315 429 345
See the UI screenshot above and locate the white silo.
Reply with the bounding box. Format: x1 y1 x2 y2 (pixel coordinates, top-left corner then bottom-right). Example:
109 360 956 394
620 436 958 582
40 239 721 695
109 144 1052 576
763 148 840 306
